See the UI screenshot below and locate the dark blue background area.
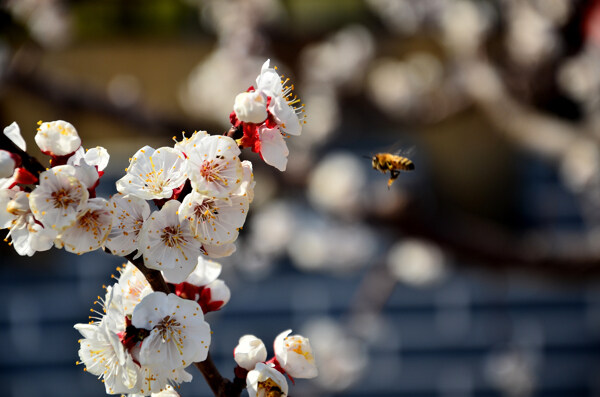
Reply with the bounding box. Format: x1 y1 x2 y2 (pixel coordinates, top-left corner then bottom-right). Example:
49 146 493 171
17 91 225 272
1 241 599 397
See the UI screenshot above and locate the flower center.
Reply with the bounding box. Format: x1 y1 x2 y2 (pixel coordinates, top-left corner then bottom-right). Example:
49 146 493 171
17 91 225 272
258 379 283 397
194 199 219 222
160 225 186 248
52 188 76 209
287 337 314 362
78 210 101 231
156 315 181 343
200 159 227 186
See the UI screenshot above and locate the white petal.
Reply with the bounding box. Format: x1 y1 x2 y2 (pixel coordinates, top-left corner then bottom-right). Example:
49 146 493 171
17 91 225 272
268 95 302 136
259 127 289 171
4 122 26 151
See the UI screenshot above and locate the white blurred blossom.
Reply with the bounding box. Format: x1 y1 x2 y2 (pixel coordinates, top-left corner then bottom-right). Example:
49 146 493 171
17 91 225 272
248 200 297 257
485 349 538 397
6 0 71 48
387 239 447 286
308 152 367 219
300 25 375 91
558 48 600 105
560 138 600 192
438 0 490 55
366 54 444 118
303 318 367 392
505 2 557 66
288 220 377 273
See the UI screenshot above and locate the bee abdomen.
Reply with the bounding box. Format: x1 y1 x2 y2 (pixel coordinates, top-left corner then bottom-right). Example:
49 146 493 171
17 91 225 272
397 157 415 171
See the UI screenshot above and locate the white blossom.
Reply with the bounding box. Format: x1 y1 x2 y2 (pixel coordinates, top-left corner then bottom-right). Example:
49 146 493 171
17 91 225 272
234 335 267 370
106 193 151 256
139 200 202 283
75 320 139 394
57 197 112 254
35 120 81 156
256 59 303 136
74 287 139 395
178 190 248 246
246 362 289 397
0 189 56 256
185 135 243 198
115 262 152 316
274 329 318 379
116 146 187 200
131 292 211 371
29 165 89 231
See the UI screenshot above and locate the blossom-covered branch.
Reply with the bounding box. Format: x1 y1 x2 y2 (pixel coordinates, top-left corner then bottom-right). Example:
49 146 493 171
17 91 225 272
0 60 316 397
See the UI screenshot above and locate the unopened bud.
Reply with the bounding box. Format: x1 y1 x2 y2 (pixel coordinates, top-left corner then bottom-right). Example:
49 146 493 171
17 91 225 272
35 120 81 157
233 91 268 124
234 335 267 370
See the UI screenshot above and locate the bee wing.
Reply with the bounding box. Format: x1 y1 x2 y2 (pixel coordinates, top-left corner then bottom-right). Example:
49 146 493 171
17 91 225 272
394 145 416 158
377 140 417 158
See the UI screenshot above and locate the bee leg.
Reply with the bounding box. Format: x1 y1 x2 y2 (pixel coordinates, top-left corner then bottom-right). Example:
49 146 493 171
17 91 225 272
387 170 400 188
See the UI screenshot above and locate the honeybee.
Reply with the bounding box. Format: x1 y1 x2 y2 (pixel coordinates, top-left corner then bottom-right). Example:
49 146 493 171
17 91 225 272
371 152 415 187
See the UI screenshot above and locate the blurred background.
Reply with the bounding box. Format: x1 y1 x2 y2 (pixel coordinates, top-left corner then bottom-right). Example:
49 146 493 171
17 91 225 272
1 0 600 396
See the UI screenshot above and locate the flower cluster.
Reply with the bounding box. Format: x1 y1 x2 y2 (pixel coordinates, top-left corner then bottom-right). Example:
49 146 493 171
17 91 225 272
0 121 110 256
230 60 305 171
233 331 318 397
0 59 317 397
113 131 254 283
75 261 215 395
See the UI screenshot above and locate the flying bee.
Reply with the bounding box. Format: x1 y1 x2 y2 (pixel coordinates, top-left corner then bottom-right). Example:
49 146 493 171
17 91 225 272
370 152 415 188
